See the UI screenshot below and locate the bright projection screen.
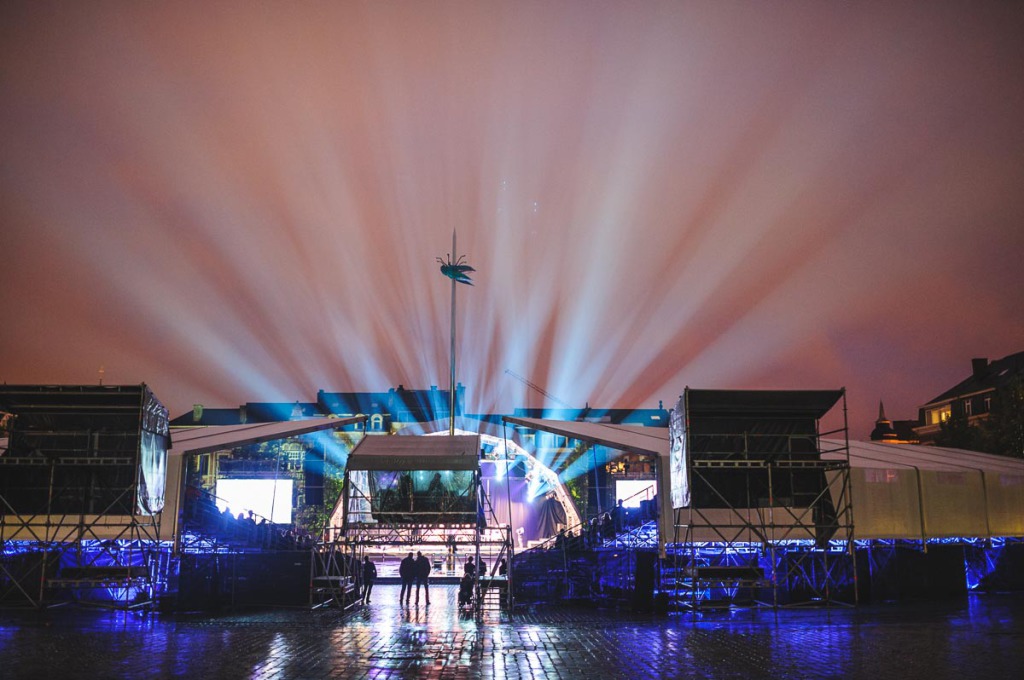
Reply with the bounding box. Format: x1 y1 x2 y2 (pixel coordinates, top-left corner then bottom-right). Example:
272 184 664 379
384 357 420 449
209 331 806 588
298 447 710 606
615 480 657 508
215 479 293 524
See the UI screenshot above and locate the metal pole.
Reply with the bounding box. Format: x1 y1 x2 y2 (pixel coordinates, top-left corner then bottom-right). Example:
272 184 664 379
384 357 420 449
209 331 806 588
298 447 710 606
449 230 457 436
474 469 482 614
503 424 515 610
842 387 859 606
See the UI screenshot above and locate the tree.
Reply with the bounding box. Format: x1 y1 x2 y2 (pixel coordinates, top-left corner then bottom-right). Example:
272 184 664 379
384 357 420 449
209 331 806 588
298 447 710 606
936 412 985 452
936 376 1024 459
981 376 1024 459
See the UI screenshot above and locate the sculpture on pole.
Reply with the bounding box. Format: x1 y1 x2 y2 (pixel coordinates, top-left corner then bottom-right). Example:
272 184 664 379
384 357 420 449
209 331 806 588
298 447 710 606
437 231 474 435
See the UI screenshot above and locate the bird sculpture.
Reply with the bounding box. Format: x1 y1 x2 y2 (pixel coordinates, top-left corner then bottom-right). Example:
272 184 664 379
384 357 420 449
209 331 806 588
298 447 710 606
437 254 475 285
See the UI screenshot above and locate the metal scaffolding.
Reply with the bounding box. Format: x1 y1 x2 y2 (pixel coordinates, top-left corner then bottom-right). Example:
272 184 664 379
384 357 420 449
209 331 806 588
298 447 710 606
668 388 856 610
324 434 514 613
0 385 169 609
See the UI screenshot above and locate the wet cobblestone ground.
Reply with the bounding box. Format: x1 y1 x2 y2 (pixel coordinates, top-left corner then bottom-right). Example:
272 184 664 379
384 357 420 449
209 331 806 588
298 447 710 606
2 586 1023 679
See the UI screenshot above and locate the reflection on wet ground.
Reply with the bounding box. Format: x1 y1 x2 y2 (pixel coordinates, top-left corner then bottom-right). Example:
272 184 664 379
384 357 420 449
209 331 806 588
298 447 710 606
1 585 1023 679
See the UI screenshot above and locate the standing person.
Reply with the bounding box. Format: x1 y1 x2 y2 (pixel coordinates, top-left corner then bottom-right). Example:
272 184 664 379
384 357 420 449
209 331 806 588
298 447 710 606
446 534 457 573
399 551 415 605
361 555 377 604
601 512 614 540
611 499 624 533
414 551 431 605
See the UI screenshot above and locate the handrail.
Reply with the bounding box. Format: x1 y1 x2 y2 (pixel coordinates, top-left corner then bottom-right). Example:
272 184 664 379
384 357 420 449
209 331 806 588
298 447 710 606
517 484 657 555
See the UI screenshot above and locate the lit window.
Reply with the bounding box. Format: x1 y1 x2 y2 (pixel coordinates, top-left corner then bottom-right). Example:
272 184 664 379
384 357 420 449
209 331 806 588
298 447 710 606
928 405 952 425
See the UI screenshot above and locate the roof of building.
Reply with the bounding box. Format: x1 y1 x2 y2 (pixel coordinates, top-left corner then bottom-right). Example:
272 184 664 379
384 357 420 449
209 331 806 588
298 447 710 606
319 385 457 420
922 350 1024 407
169 407 245 427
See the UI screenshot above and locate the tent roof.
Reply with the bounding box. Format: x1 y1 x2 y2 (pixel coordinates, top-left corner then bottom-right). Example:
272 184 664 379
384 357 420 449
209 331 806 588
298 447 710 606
169 416 364 456
682 389 844 418
503 416 670 457
825 438 1024 473
346 434 481 470
503 417 1024 474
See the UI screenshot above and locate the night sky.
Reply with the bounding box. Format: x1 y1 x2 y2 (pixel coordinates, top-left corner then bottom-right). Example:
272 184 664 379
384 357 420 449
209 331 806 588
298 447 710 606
2 2 1023 438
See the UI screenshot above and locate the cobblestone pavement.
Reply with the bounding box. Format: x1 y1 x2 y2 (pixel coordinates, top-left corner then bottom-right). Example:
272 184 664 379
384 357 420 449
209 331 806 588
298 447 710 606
2 586 1023 679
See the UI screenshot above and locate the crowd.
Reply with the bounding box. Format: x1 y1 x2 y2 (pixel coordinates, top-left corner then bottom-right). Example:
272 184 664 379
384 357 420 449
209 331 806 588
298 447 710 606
551 495 658 552
183 485 314 550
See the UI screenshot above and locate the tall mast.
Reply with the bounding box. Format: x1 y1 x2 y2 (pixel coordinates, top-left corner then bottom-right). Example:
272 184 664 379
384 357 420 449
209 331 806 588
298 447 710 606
449 230 457 436
437 231 473 435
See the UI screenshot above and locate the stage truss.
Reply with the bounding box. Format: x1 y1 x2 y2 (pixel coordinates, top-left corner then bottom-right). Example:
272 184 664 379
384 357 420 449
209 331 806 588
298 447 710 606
0 385 169 610
668 391 856 611
329 463 514 613
0 457 165 609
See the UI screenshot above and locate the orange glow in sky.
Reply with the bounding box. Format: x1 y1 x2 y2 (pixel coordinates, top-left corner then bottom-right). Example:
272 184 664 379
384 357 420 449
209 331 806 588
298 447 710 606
2 2 1023 438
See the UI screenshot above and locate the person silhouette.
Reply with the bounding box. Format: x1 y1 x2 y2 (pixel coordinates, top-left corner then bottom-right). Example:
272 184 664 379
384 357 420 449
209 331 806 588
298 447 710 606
399 551 415 604
361 555 377 604
414 551 431 605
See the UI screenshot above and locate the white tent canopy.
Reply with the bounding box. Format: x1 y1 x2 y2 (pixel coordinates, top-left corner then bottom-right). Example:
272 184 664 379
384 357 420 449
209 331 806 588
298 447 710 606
169 416 365 457
824 438 1024 540
346 433 480 470
162 416 365 540
502 417 1024 544
503 416 675 545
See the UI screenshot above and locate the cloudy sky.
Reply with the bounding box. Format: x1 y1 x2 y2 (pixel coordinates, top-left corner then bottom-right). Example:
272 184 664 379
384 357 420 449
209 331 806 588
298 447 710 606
2 1 1022 437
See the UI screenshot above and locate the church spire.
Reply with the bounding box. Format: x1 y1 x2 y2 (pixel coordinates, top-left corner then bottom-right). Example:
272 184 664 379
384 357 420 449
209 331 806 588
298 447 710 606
870 400 896 441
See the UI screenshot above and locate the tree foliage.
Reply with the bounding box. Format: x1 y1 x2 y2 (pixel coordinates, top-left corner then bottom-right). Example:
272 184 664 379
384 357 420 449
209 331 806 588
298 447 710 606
982 376 1024 458
936 412 986 452
937 376 1024 458
294 462 345 539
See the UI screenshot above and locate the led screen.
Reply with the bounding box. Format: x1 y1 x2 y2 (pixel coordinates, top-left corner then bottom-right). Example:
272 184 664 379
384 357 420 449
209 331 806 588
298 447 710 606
215 479 293 524
615 480 657 508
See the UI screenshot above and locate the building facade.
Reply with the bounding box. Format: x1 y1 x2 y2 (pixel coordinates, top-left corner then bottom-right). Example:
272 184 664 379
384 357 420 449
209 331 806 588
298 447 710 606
914 351 1024 444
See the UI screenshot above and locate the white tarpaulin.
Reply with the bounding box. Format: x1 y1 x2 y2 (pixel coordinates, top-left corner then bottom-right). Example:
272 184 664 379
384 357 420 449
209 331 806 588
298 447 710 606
502 417 1024 545
161 416 364 540
824 439 1024 540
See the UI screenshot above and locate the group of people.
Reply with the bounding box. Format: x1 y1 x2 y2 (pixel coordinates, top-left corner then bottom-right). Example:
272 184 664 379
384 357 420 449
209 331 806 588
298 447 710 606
358 551 432 606
457 555 508 609
358 552 510 608
373 472 474 522
184 485 312 550
397 551 433 605
553 498 654 551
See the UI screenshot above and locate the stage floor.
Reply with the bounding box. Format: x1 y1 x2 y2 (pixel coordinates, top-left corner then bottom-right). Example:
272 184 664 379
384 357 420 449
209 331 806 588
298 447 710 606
2 588 1023 679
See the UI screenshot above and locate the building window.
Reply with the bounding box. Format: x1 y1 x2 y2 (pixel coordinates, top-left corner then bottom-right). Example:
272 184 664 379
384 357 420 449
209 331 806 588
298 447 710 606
963 400 972 416
543 433 568 448
984 396 992 413
928 405 952 425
